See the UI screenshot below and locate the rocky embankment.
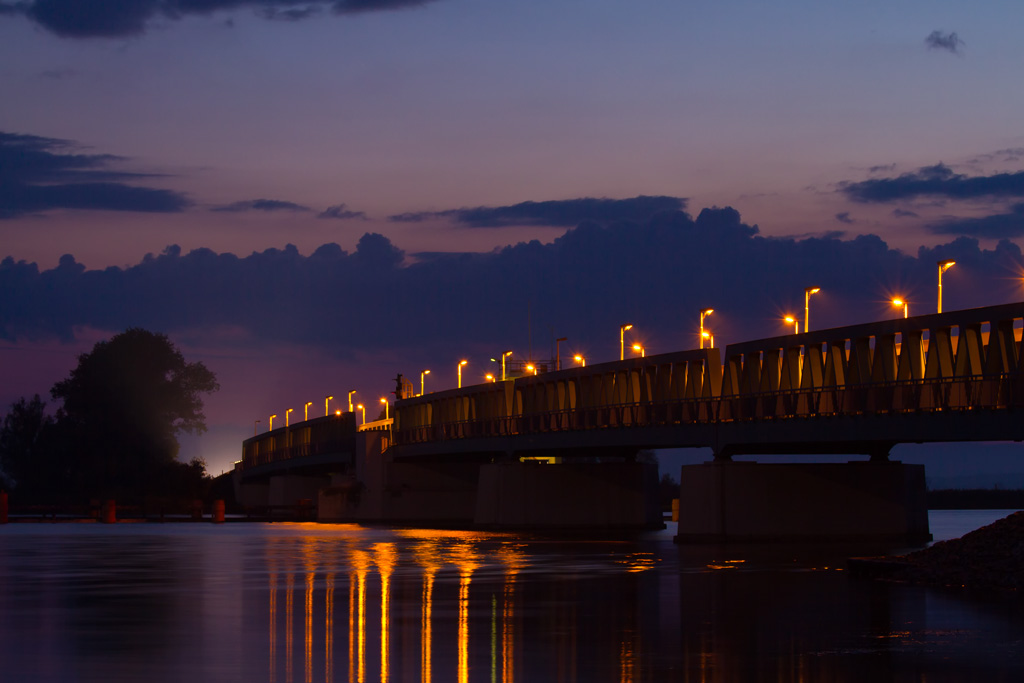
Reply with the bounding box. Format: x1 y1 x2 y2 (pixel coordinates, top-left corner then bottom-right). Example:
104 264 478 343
851 511 1024 591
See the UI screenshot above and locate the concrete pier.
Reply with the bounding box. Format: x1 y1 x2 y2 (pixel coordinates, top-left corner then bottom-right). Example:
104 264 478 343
475 461 662 530
674 461 930 543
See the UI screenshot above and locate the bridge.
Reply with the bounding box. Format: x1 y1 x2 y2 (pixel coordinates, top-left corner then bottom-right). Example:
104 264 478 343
236 302 1024 540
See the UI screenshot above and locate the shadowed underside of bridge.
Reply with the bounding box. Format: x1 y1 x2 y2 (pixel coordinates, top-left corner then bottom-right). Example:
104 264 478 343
391 302 1024 461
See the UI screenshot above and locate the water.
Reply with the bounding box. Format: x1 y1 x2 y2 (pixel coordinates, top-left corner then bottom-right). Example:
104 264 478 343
0 511 1021 683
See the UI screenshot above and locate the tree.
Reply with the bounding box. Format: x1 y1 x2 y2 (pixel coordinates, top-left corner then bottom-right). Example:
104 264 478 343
50 328 219 503
0 395 54 495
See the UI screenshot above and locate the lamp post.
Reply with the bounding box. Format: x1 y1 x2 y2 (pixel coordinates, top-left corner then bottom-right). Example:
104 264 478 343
457 360 468 388
325 396 333 416
269 414 277 430
555 337 567 370
254 419 260 436
420 370 430 396
485 373 495 382
701 330 714 348
347 390 356 413
893 298 908 318
631 343 645 358
380 397 389 421
304 401 313 421
784 315 799 334
619 324 633 361
356 404 365 425
285 408 293 427
574 354 586 367
699 309 714 349
525 363 538 376
804 287 821 332
937 260 955 313
502 351 512 381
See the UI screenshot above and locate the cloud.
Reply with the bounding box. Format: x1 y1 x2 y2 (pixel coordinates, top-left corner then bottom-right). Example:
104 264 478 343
925 30 964 55
841 163 1024 203
0 131 190 218
928 204 1024 239
3 0 440 38
388 195 687 228
211 198 311 213
835 212 854 225
10 205 1022 356
892 208 919 219
318 203 367 220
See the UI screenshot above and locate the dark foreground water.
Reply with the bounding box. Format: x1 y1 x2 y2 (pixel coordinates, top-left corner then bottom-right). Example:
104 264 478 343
1 511 1022 683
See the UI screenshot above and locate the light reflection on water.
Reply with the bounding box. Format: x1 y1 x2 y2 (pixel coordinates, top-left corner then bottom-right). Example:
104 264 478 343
0 513 1021 682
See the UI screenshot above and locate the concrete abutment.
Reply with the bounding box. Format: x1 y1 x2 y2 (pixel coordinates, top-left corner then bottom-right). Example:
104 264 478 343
674 461 930 543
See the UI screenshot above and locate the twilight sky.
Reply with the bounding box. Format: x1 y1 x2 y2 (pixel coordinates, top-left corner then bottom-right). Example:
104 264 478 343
3 0 1024 478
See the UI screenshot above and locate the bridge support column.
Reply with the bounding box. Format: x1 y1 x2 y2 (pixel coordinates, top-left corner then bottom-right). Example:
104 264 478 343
674 461 930 543
475 461 662 530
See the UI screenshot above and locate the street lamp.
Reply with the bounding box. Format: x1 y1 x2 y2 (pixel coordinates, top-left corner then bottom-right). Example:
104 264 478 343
285 408 293 427
269 413 277 430
380 397 389 421
632 343 645 358
457 360 468 388
784 315 799 334
325 396 333 417
937 260 955 313
356 404 365 425
804 287 821 332
555 337 567 370
420 370 430 396
304 401 313 421
574 354 586 367
347 390 357 413
254 419 260 436
701 330 714 348
502 350 512 381
699 308 714 349
485 373 495 382
620 324 633 361
892 298 909 318
525 363 538 375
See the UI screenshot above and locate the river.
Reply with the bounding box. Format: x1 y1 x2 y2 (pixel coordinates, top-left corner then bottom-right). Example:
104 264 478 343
1 510 1021 682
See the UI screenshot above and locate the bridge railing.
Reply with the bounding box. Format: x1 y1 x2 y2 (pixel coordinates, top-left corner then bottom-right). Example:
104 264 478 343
392 372 1024 446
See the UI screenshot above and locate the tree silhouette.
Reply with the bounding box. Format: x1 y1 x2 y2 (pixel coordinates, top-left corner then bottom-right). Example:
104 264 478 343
49 328 219 503
0 394 54 496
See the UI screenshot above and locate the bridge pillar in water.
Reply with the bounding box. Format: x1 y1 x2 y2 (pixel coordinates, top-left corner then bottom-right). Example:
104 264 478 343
674 461 930 543
475 461 663 530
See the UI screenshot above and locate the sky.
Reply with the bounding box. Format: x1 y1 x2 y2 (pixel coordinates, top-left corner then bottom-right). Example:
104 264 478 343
3 0 1024 479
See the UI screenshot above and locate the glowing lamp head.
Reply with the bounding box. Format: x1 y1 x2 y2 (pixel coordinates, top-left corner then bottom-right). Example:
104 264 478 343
459 360 468 366
892 298 904 306
701 331 711 339
784 315 796 324
805 287 820 295
939 260 956 272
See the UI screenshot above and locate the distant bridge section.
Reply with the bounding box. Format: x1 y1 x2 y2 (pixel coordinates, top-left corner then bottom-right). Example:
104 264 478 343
392 302 1024 460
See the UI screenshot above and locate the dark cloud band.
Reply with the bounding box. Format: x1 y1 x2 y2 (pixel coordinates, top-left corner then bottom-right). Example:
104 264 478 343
0 131 190 218
211 198 311 213
842 163 1024 203
389 195 687 228
1 0 440 38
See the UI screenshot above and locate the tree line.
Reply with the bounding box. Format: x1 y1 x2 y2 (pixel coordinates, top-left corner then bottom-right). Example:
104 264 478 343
0 328 219 512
